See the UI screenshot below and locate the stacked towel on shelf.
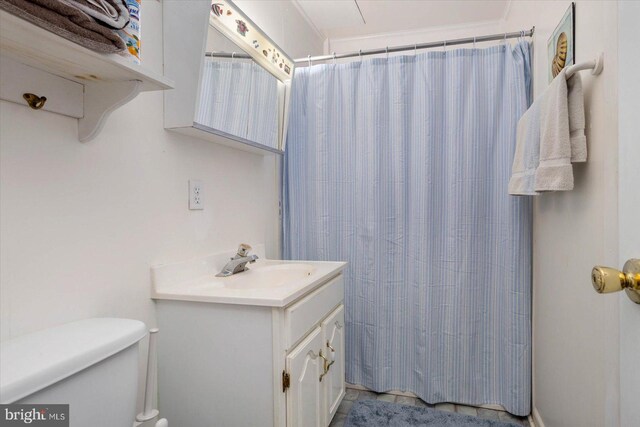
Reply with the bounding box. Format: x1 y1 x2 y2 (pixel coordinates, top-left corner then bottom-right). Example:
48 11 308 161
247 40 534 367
62 0 129 29
0 0 128 53
509 68 587 195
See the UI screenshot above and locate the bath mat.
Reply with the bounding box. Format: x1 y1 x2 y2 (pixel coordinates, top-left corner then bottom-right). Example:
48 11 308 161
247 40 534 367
345 400 521 427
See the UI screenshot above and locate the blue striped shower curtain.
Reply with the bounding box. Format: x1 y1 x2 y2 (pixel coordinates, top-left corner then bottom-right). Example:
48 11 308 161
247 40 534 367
283 42 532 415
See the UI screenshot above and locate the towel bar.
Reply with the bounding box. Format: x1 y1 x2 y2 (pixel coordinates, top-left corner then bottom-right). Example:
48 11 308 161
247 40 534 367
565 53 604 78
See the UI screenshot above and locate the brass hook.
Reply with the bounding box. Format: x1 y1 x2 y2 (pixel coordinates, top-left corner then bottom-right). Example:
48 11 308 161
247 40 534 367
23 93 47 110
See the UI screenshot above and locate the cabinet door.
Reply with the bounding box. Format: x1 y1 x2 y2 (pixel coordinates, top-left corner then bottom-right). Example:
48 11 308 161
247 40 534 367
286 326 324 427
321 304 345 425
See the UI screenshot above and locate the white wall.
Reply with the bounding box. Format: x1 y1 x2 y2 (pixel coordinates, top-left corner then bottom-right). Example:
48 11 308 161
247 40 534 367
503 1 621 426
0 0 323 412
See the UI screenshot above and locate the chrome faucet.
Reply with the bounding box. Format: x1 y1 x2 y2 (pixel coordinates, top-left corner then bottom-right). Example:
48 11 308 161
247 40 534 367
216 244 259 277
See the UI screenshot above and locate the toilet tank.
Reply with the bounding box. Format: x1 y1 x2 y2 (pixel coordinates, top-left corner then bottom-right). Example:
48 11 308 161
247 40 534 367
0 318 147 427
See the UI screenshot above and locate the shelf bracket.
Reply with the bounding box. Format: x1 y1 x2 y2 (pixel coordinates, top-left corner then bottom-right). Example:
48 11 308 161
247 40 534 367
78 80 142 143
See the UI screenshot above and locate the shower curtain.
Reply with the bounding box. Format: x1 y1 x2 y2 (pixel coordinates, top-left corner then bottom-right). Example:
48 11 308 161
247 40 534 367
283 42 532 415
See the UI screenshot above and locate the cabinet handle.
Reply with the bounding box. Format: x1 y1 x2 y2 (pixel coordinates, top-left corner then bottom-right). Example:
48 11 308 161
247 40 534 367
319 351 329 382
325 341 335 370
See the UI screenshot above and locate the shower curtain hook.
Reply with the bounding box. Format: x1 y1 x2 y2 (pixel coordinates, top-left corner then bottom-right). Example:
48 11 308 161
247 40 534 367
443 40 447 51
386 46 389 59
414 43 417 56
359 49 362 61
333 52 337 64
307 54 312 67
503 32 507 44
473 37 476 49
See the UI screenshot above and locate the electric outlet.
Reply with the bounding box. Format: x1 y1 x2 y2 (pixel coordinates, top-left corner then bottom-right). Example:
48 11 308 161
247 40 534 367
189 180 204 210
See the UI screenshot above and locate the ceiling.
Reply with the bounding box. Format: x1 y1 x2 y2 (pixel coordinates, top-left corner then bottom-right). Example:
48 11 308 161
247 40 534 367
295 0 511 40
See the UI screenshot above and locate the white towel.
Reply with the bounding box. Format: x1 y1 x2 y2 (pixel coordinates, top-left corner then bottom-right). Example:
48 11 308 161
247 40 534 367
508 102 541 196
567 73 587 162
508 69 587 195
533 68 573 192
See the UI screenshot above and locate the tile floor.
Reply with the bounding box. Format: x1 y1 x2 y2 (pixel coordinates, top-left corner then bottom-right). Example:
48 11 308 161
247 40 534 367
329 387 530 427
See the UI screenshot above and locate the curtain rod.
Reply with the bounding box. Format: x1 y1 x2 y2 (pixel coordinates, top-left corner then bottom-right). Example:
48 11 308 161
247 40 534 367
294 27 535 64
205 51 252 59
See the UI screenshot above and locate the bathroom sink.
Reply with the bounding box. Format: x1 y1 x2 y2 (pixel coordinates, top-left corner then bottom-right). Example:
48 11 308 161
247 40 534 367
151 250 346 307
193 263 316 291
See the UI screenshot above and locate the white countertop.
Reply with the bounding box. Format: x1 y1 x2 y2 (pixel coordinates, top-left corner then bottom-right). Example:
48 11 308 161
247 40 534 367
151 248 346 307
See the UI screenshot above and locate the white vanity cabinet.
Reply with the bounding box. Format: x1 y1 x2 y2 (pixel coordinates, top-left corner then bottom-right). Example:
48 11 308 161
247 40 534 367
322 305 346 423
285 326 324 427
284 275 346 427
285 304 345 427
154 259 347 427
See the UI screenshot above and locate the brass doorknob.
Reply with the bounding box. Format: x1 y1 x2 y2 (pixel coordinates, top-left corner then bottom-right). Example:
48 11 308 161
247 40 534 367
591 259 640 304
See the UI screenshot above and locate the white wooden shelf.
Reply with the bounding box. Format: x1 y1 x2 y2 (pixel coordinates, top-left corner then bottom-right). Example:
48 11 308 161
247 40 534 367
0 10 174 141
